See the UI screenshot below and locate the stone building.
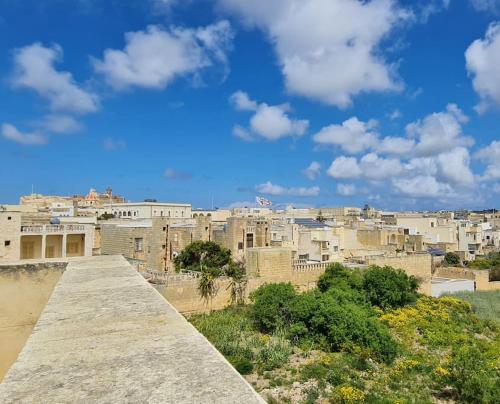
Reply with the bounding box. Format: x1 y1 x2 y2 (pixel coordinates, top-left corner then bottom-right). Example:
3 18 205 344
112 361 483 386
0 206 94 262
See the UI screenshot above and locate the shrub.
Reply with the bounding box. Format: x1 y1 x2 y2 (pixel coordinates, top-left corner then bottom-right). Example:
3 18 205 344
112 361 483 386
446 344 500 403
444 252 461 266
362 266 419 310
258 336 292 370
230 356 254 375
250 283 296 332
289 290 397 363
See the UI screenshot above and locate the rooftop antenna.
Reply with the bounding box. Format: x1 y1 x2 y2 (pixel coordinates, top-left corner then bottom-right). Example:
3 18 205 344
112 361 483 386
31 184 34 195
211 195 214 210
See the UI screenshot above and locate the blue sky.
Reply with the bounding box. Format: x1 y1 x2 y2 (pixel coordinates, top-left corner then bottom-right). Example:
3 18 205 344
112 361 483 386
0 0 499 210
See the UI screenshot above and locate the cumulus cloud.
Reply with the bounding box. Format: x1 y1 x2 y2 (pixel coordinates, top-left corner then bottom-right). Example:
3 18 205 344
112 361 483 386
313 117 378 154
406 103 473 156
337 183 356 196
376 136 415 155
303 161 321 180
93 21 233 90
436 147 475 186
1 123 46 145
475 140 500 179
327 156 362 179
465 23 500 112
229 90 258 111
230 91 309 141
359 153 403 180
39 114 82 134
12 43 98 114
255 181 319 197
393 175 452 198
217 0 409 108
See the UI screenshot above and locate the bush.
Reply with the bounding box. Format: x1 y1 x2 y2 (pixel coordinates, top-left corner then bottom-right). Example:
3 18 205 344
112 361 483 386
289 290 397 363
250 283 297 332
447 344 500 403
362 266 419 310
444 252 461 266
230 356 254 375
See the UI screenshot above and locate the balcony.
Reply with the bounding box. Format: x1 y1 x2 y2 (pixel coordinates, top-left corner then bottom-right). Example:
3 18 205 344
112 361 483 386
21 224 85 234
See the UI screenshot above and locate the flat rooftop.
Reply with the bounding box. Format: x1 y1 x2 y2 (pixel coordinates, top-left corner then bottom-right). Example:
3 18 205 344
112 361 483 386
0 255 263 403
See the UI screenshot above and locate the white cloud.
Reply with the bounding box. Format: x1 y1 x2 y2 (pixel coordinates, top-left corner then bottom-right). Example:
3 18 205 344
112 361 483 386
405 103 473 156
327 156 362 179
40 114 82 134
12 43 98 114
359 153 403 180
255 181 320 196
229 90 257 111
232 125 254 142
1 123 46 145
103 137 126 151
475 140 500 179
217 0 409 108
470 0 500 13
313 117 378 154
337 183 356 196
93 21 233 90
393 175 452 198
465 23 500 112
250 104 308 140
436 147 474 186
303 161 321 180
231 92 309 141
377 136 415 155
388 109 402 120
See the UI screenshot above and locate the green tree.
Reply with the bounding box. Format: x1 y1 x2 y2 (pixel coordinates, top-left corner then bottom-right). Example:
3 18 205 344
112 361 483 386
362 266 419 310
225 260 248 306
174 241 231 272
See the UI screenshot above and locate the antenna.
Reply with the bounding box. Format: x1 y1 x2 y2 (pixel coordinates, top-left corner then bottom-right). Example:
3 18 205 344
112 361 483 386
31 184 34 195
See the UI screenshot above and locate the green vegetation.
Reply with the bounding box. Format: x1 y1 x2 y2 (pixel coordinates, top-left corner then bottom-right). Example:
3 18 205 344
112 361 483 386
173 241 231 272
444 251 461 266
467 252 500 281
174 241 248 304
190 263 500 403
448 290 500 322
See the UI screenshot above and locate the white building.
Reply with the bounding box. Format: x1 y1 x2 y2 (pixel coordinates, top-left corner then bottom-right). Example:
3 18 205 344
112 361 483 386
103 202 192 220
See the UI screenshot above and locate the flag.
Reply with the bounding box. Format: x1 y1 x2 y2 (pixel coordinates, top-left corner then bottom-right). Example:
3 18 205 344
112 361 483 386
256 196 273 207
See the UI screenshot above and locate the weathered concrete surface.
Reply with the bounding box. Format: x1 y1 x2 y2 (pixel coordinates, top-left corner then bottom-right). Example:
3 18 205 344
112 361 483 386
0 255 264 403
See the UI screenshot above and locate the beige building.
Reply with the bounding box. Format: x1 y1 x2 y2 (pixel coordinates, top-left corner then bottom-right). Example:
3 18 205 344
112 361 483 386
212 217 271 259
0 206 94 262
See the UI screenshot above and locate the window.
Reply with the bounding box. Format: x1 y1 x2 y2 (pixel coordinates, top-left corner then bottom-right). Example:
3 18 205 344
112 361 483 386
7 216 11 220
4 240 10 247
246 233 254 248
238 242 244 250
163 227 166 231
134 238 143 252
162 244 166 249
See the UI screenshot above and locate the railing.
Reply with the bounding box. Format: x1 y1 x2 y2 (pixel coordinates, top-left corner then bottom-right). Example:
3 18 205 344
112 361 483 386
293 262 330 272
20 224 86 233
144 269 201 285
20 225 44 233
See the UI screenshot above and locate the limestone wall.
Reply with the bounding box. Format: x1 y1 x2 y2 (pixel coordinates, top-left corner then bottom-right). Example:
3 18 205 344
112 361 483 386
434 266 500 291
0 262 65 381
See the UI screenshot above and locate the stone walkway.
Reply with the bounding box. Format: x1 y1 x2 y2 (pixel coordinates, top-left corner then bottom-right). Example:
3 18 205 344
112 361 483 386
0 255 264 403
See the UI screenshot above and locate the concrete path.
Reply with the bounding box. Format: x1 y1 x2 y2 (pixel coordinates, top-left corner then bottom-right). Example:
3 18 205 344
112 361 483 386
0 255 264 403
